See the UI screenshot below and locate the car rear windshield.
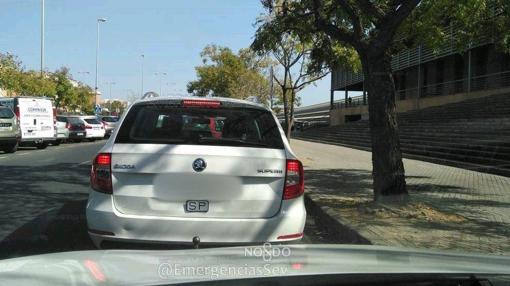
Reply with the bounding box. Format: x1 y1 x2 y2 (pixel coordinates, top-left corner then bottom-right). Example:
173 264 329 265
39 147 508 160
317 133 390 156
84 118 101 124
0 107 14 119
67 117 82 124
102 116 118 122
116 103 284 149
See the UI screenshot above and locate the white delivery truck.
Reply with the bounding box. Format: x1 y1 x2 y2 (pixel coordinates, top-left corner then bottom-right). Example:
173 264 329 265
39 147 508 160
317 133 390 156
7 97 56 149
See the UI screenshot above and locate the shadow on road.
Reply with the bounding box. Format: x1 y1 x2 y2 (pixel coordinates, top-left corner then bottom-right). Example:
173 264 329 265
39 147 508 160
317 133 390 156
0 163 91 259
304 168 510 244
0 200 94 259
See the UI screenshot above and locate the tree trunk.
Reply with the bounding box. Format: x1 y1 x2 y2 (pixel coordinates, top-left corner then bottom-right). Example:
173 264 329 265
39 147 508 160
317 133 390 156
361 52 408 201
286 89 296 138
281 87 290 138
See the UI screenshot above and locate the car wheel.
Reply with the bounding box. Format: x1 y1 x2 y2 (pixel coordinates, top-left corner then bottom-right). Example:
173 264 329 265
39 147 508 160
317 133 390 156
36 142 48 149
53 139 61 146
3 142 18 153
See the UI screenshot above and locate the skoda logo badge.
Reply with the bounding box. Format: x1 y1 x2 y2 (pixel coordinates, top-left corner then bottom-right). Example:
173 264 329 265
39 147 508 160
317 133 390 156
192 158 207 172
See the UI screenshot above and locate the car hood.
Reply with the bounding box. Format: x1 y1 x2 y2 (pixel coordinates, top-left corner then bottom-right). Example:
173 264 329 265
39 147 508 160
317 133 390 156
0 244 509 286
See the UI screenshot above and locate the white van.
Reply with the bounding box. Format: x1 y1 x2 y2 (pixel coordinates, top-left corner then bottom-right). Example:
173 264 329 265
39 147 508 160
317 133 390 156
7 97 56 149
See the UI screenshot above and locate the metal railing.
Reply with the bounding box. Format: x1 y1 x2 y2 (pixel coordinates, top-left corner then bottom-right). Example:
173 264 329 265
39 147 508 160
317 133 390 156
395 70 510 99
334 95 366 109
328 70 510 110
284 70 510 125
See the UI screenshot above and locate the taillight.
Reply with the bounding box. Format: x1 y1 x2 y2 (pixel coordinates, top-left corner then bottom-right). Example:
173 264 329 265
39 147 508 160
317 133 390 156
182 99 220 108
14 106 20 118
91 153 112 194
283 159 304 200
65 123 71 129
85 125 92 129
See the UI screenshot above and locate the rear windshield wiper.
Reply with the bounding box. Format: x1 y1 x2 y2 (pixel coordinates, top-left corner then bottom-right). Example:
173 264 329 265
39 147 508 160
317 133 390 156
198 137 271 148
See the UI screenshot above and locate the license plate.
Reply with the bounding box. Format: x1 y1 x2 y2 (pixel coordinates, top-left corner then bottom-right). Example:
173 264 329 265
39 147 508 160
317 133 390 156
77 133 84 136
185 200 209 212
94 127 100 130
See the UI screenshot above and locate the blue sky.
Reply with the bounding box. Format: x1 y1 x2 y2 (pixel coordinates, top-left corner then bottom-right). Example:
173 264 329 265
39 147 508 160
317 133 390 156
0 0 331 106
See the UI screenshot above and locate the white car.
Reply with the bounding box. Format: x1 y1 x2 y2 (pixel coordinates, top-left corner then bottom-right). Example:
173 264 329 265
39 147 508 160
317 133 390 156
86 97 306 248
78 116 105 140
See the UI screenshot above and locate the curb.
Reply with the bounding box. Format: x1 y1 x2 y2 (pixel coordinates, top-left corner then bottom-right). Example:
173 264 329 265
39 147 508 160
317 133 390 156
305 193 372 245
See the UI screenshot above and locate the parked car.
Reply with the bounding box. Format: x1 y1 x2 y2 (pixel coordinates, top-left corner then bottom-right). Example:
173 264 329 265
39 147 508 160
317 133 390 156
54 116 70 145
56 116 86 142
79 116 105 141
97 115 119 137
0 104 21 153
0 97 56 149
86 97 306 248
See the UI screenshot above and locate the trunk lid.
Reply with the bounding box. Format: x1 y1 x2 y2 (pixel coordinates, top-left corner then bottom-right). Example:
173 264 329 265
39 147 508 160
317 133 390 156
111 144 286 218
109 100 287 219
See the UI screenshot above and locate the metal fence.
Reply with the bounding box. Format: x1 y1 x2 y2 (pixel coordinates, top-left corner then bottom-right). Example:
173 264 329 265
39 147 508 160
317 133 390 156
396 70 510 99
283 71 510 126
333 95 366 109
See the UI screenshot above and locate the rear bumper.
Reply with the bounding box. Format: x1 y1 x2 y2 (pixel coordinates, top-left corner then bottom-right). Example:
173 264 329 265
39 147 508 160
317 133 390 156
20 137 55 143
0 136 18 145
86 191 306 247
56 133 69 139
85 131 105 138
69 131 86 139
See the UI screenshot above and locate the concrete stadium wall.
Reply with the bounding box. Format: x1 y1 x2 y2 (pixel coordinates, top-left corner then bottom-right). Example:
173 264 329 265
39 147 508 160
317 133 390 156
329 87 510 126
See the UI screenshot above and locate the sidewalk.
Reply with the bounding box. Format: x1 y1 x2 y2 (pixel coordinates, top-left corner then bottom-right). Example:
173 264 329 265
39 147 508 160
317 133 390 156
291 139 510 255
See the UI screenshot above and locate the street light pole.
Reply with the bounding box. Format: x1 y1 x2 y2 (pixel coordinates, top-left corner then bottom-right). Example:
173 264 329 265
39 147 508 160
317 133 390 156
109 82 115 99
95 18 107 107
103 81 116 99
40 0 45 76
141 54 145 97
155 72 167 96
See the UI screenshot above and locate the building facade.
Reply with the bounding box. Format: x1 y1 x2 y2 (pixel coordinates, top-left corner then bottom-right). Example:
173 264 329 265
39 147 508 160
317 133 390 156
329 12 510 125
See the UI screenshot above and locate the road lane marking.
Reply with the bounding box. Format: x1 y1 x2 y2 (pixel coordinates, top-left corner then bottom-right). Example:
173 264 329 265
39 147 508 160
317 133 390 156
16 153 29 156
78 160 92 165
0 156 6 159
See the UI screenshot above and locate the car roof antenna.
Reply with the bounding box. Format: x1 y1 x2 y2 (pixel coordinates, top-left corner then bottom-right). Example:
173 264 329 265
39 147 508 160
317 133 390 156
192 236 200 249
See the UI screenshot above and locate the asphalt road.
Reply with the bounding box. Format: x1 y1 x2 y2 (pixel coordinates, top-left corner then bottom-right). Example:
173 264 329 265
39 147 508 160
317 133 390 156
0 141 336 259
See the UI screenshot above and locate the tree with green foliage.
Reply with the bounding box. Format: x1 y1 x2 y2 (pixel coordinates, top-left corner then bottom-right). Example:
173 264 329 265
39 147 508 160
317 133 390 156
18 71 56 98
187 45 273 104
110 100 126 114
73 84 94 113
1 53 57 98
252 32 331 137
253 0 510 201
0 53 23 96
52 67 77 108
1 53 96 113
101 100 126 115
